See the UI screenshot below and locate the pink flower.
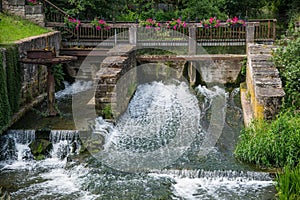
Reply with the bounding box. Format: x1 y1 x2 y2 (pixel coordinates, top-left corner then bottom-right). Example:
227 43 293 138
183 22 187 28
105 26 111 30
146 25 151 29
96 26 101 30
157 22 161 27
173 25 177 30
154 27 160 31
232 16 239 23
209 17 215 24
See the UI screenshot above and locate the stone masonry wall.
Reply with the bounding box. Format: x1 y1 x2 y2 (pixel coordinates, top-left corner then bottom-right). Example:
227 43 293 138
2 0 45 26
196 55 245 84
94 45 136 119
14 31 61 106
246 43 285 120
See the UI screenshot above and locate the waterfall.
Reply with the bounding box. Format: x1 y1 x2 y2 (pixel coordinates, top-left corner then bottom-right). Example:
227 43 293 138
0 130 35 162
91 81 201 172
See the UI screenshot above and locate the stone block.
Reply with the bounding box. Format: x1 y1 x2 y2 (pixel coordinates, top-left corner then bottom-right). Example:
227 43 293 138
8 0 25 6
25 4 42 14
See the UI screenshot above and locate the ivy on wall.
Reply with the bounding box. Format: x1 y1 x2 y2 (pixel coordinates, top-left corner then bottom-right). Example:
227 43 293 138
0 45 22 133
5 45 21 113
0 49 12 132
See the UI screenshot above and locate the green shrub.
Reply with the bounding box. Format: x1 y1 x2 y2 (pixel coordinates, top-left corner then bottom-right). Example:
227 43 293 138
235 111 300 168
276 163 300 200
273 29 300 110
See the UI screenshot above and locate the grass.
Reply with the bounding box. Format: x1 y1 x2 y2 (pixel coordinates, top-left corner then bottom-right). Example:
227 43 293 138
234 111 300 168
0 13 50 44
276 163 300 200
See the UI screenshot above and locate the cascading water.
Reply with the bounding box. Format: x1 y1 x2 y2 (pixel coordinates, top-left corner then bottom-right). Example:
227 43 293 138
0 81 276 199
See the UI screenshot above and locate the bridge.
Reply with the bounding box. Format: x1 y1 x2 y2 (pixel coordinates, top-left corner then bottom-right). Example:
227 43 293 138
40 0 276 48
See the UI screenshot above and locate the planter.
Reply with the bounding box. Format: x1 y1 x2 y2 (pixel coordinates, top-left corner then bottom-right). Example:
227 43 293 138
8 0 25 6
27 50 55 59
25 4 42 14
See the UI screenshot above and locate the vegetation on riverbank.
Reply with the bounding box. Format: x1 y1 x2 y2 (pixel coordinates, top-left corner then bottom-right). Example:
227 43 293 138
0 13 49 44
235 27 300 199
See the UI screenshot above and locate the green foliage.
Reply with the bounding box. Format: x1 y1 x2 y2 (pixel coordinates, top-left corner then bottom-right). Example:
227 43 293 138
102 104 113 119
5 45 21 113
235 111 300 168
0 13 49 44
273 29 300 109
0 50 11 132
276 163 300 200
51 64 65 92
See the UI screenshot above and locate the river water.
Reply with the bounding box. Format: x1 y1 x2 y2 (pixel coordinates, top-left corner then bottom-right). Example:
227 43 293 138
0 81 276 199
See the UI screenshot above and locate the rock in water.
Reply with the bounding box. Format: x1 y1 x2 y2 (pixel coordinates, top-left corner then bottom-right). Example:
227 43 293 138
29 139 53 160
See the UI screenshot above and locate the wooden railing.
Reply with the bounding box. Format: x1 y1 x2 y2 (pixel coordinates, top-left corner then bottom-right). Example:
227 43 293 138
41 0 276 46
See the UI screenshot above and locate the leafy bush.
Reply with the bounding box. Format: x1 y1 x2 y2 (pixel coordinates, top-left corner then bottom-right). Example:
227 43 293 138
0 50 11 132
235 111 300 168
273 29 300 110
276 163 300 200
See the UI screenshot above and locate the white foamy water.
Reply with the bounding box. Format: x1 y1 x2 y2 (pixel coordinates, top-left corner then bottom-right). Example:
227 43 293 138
150 169 274 200
55 80 93 98
91 81 201 171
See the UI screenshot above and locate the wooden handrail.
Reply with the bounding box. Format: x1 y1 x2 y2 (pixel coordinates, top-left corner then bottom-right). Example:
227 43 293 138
41 0 69 17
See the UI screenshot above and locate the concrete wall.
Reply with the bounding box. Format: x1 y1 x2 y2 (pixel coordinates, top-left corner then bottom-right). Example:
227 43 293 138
2 0 45 26
243 43 285 123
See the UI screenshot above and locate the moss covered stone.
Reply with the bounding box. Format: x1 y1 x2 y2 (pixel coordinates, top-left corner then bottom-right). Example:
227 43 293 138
29 139 53 160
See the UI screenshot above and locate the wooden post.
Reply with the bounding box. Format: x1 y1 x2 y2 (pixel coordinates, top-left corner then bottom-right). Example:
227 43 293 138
47 65 58 116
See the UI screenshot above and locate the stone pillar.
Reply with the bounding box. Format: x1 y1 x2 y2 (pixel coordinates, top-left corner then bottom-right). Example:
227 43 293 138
188 26 197 55
47 65 58 116
246 22 255 44
129 27 137 45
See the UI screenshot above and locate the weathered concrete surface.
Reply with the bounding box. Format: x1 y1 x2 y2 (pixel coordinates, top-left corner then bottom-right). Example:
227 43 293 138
242 43 285 125
137 54 245 84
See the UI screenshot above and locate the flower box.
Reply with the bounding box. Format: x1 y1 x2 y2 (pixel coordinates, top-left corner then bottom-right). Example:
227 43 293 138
25 4 43 14
27 50 55 59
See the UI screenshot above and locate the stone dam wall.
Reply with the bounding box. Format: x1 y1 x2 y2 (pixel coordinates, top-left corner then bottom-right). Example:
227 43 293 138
94 45 137 119
241 43 285 124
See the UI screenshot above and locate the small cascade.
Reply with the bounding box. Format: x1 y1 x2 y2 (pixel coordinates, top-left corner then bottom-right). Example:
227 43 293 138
50 130 81 159
0 130 35 161
55 80 93 99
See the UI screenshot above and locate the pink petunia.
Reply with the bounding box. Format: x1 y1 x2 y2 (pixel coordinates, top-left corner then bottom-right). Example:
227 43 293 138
96 26 101 30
